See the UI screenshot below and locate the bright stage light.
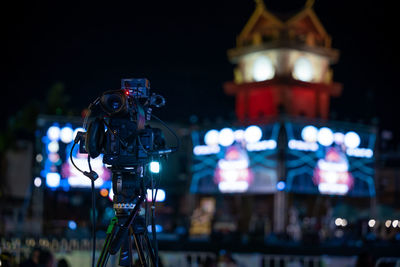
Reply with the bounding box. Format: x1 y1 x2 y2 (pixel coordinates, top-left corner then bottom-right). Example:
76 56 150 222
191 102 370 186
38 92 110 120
368 219 376 228
48 153 60 163
46 172 61 188
344 131 361 149
301 125 318 143
204 129 219 146
146 189 166 202
100 188 109 198
60 126 74 143
335 218 342 226
109 187 114 201
234 129 245 140
36 154 43 163
193 145 220 155
288 139 319 151
334 132 345 144
68 220 77 230
317 127 334 146
276 181 286 191
246 140 276 151
47 141 59 153
34 177 42 187
219 128 235 147
147 224 163 233
47 126 61 141
244 125 262 143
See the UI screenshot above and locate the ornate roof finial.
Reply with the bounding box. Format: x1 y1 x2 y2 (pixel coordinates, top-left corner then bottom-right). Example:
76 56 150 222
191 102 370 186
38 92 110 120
305 0 315 9
254 0 266 9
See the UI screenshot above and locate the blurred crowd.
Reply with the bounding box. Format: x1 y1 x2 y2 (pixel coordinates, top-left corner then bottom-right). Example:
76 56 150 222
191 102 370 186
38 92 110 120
0 247 69 267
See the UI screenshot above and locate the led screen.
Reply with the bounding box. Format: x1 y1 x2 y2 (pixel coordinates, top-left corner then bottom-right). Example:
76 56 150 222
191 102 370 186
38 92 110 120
190 123 280 194
36 117 111 190
285 122 376 197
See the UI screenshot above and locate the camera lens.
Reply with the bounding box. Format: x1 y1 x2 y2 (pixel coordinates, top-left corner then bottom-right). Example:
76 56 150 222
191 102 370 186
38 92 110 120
107 95 123 111
100 91 126 115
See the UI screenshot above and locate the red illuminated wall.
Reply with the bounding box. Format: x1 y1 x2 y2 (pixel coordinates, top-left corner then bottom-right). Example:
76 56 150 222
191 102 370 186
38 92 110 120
236 87 278 120
290 87 316 117
227 80 338 121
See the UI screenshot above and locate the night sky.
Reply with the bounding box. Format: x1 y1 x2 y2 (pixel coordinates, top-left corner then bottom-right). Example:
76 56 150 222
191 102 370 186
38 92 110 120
2 1 398 137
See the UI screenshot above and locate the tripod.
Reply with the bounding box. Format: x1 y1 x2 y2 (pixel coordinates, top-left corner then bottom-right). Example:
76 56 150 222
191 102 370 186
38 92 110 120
97 168 158 267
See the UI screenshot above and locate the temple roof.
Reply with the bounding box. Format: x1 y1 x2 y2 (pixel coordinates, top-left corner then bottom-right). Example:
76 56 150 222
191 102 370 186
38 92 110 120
236 0 332 49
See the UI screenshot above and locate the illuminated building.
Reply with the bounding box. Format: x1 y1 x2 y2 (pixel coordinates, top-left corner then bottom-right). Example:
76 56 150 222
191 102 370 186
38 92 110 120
224 0 342 121
202 0 377 235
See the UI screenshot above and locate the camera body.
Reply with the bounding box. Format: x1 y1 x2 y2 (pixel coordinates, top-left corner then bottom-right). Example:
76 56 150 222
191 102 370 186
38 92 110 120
102 118 165 166
79 78 166 167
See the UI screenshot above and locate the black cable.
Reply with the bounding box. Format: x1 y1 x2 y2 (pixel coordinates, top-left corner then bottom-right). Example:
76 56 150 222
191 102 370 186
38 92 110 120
70 137 98 180
151 114 180 151
137 135 150 155
91 179 96 267
70 137 97 267
70 142 85 174
150 170 159 267
88 157 96 267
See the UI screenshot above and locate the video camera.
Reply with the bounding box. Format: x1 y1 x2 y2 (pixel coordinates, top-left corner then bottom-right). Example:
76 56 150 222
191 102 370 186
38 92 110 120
70 78 178 267
77 78 172 167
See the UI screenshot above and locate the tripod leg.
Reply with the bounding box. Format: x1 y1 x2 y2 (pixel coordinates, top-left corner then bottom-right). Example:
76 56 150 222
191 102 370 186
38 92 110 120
97 217 118 267
133 232 147 267
143 233 157 267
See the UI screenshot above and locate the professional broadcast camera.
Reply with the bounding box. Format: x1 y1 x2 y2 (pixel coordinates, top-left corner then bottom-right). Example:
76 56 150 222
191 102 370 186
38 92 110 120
71 78 177 267
80 78 170 165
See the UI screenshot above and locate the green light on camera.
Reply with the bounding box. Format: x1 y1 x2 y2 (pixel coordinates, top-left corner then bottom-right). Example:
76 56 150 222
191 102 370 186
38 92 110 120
150 161 160 174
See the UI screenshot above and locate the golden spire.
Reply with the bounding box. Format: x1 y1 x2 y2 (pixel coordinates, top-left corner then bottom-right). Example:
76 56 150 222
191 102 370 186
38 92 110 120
254 0 266 9
305 0 315 9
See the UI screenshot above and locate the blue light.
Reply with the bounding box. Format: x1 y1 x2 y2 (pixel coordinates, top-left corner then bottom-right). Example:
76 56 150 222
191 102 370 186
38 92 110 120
46 172 61 188
147 224 163 233
277 181 286 191
68 220 77 230
60 126 74 143
47 125 61 141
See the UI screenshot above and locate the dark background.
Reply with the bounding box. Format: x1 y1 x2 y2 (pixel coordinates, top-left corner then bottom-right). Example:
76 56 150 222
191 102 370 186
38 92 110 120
2 1 397 138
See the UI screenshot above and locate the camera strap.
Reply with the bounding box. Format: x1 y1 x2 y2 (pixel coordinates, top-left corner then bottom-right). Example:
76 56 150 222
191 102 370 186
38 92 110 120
136 104 146 130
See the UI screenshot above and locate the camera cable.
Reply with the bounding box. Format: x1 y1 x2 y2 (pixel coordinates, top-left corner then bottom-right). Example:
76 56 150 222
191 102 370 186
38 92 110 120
70 136 98 267
88 157 96 267
151 114 180 152
150 168 159 267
